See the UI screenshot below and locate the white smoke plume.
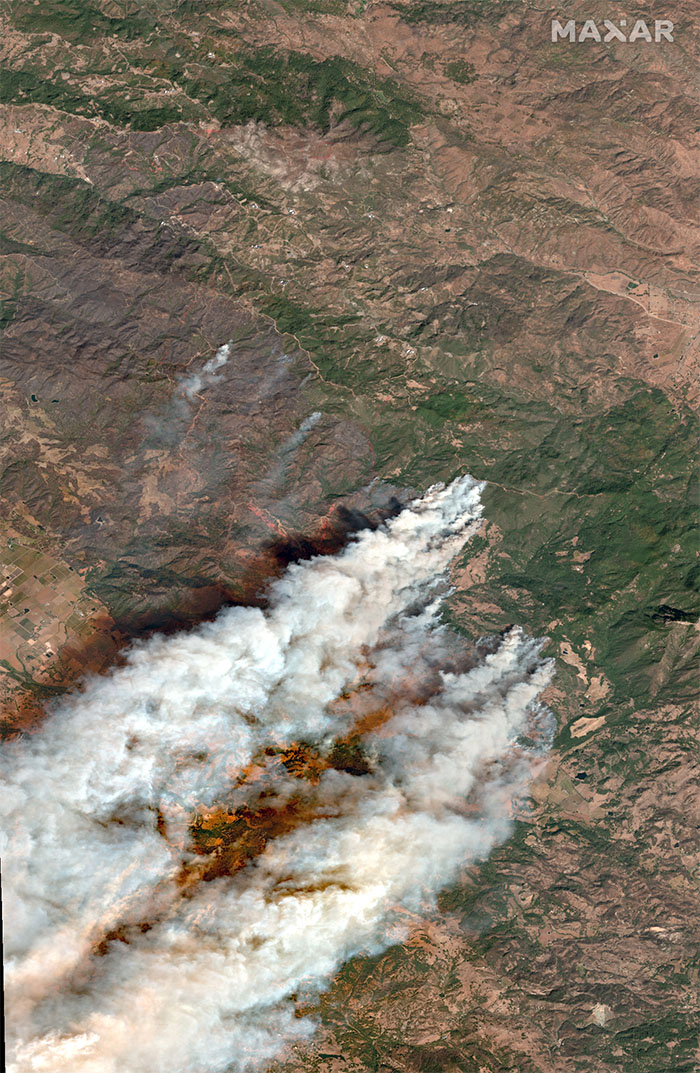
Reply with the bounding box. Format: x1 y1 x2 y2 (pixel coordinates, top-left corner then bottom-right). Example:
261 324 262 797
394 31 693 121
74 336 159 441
181 342 232 400
142 341 233 448
254 410 323 498
1 477 554 1073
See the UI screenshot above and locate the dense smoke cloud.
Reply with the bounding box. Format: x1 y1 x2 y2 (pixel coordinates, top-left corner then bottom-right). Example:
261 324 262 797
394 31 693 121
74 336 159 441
1 477 554 1073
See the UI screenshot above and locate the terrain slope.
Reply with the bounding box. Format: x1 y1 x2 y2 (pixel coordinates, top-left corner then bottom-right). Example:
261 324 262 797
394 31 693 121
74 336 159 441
1 2 698 1071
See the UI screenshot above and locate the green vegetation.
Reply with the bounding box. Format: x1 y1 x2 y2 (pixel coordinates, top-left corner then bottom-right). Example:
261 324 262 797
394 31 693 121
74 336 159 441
0 65 187 130
2 34 421 141
12 0 157 41
0 66 89 115
0 162 140 241
258 293 363 350
601 1011 700 1071
444 59 477 84
479 393 699 708
233 255 696 725
286 322 696 714
0 0 696 1069
281 306 697 716
0 230 40 256
415 389 487 424
279 0 349 13
0 266 25 331
0 163 206 300
13 150 685 731
164 47 421 144
398 0 517 26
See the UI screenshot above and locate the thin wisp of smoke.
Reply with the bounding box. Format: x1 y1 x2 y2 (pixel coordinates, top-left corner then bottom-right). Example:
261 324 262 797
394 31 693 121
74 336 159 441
181 343 232 400
1 477 554 1073
142 341 233 449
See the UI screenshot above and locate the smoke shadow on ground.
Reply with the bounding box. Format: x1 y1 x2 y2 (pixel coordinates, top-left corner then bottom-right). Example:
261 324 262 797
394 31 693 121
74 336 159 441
263 500 404 570
0 498 407 738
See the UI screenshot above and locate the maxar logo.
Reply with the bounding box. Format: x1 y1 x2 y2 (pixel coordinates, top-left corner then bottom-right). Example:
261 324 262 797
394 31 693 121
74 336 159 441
551 18 674 42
